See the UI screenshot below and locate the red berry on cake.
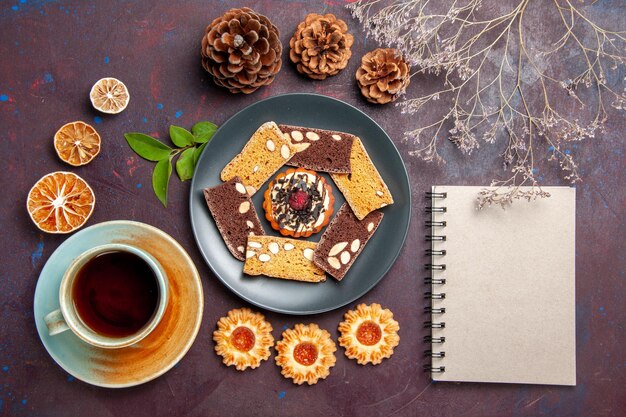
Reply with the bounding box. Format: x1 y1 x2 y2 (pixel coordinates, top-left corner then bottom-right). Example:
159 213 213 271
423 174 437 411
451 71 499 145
288 190 310 211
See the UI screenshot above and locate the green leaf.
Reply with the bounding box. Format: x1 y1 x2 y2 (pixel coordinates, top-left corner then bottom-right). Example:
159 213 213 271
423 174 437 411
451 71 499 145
124 133 173 161
152 158 172 207
191 121 218 143
193 142 208 166
176 148 196 181
169 125 195 147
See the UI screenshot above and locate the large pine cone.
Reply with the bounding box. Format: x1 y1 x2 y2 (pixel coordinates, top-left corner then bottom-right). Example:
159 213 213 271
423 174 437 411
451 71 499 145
201 8 282 94
289 13 354 80
356 48 410 104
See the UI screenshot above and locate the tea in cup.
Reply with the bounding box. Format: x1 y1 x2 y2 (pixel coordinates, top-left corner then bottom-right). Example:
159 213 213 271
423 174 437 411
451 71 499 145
44 243 168 349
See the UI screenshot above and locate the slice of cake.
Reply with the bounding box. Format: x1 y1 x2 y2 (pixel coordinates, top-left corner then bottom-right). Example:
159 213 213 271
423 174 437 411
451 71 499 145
203 177 265 261
278 124 355 173
313 203 383 281
330 138 393 220
221 122 299 195
243 236 326 283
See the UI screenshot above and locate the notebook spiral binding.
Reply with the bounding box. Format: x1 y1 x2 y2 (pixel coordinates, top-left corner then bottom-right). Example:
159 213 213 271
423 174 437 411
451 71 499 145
424 191 446 373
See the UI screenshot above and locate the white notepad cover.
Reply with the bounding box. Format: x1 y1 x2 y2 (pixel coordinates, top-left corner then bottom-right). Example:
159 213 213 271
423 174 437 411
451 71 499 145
430 186 576 385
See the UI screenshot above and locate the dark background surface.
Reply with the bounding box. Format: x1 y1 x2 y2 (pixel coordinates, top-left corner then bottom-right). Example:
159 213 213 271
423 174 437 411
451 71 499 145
1 1 624 416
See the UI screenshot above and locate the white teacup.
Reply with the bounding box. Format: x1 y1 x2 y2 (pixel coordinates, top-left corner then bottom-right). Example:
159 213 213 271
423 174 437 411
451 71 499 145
44 243 168 349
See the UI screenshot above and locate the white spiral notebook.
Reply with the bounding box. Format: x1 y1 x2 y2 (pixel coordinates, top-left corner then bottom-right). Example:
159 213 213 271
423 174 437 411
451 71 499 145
425 186 576 385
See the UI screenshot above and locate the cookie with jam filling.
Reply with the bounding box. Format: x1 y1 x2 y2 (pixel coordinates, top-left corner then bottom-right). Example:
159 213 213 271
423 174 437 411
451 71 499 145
275 323 337 385
338 303 400 365
213 308 274 371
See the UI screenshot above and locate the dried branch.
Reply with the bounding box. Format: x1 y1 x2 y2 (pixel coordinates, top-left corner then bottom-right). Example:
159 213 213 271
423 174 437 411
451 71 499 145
347 0 625 208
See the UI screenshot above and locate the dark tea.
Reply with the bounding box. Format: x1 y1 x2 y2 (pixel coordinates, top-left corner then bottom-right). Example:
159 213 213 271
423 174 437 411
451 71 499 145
72 250 159 338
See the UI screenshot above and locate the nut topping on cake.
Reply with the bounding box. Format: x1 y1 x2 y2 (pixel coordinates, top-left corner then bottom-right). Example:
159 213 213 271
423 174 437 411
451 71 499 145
291 131 304 141
329 242 348 257
278 124 356 173
314 203 384 280
305 131 320 141
203 177 265 261
239 201 250 214
243 236 326 283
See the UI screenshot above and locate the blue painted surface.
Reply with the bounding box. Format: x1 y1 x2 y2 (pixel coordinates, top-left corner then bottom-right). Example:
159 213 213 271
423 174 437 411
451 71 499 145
94 116 102 124
0 94 8 102
104 56 109 64
278 391 285 399
157 103 164 110
175 110 183 118
30 241 44 267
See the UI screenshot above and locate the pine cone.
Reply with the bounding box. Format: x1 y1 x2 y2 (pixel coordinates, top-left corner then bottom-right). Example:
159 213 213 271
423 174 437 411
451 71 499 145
356 48 410 104
289 13 354 80
201 8 282 94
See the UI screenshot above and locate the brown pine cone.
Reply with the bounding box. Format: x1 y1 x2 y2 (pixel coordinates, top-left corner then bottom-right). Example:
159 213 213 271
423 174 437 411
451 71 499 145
289 13 354 80
356 48 410 104
201 8 282 94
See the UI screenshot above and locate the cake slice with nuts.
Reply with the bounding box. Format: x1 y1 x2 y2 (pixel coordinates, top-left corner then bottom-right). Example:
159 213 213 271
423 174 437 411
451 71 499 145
278 124 355 173
203 177 265 261
330 138 393 220
313 203 383 281
221 121 299 195
243 236 326 283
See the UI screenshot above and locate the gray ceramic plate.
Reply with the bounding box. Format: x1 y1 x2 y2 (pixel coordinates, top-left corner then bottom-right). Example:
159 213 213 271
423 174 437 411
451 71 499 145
190 93 411 315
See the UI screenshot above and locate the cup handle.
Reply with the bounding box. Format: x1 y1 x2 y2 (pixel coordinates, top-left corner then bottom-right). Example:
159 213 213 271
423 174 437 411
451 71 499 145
44 309 70 336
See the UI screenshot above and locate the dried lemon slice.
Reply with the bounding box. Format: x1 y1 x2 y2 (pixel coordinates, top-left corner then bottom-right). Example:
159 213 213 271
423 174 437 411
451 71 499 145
54 121 101 166
27 172 95 234
89 77 129 114
213 308 274 371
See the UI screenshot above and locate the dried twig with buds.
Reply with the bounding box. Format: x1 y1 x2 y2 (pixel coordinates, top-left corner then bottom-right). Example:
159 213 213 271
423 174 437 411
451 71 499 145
347 0 625 208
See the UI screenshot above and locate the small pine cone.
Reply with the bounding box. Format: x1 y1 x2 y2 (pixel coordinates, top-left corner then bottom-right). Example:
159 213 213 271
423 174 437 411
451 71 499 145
356 48 410 104
201 8 282 94
289 13 354 80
